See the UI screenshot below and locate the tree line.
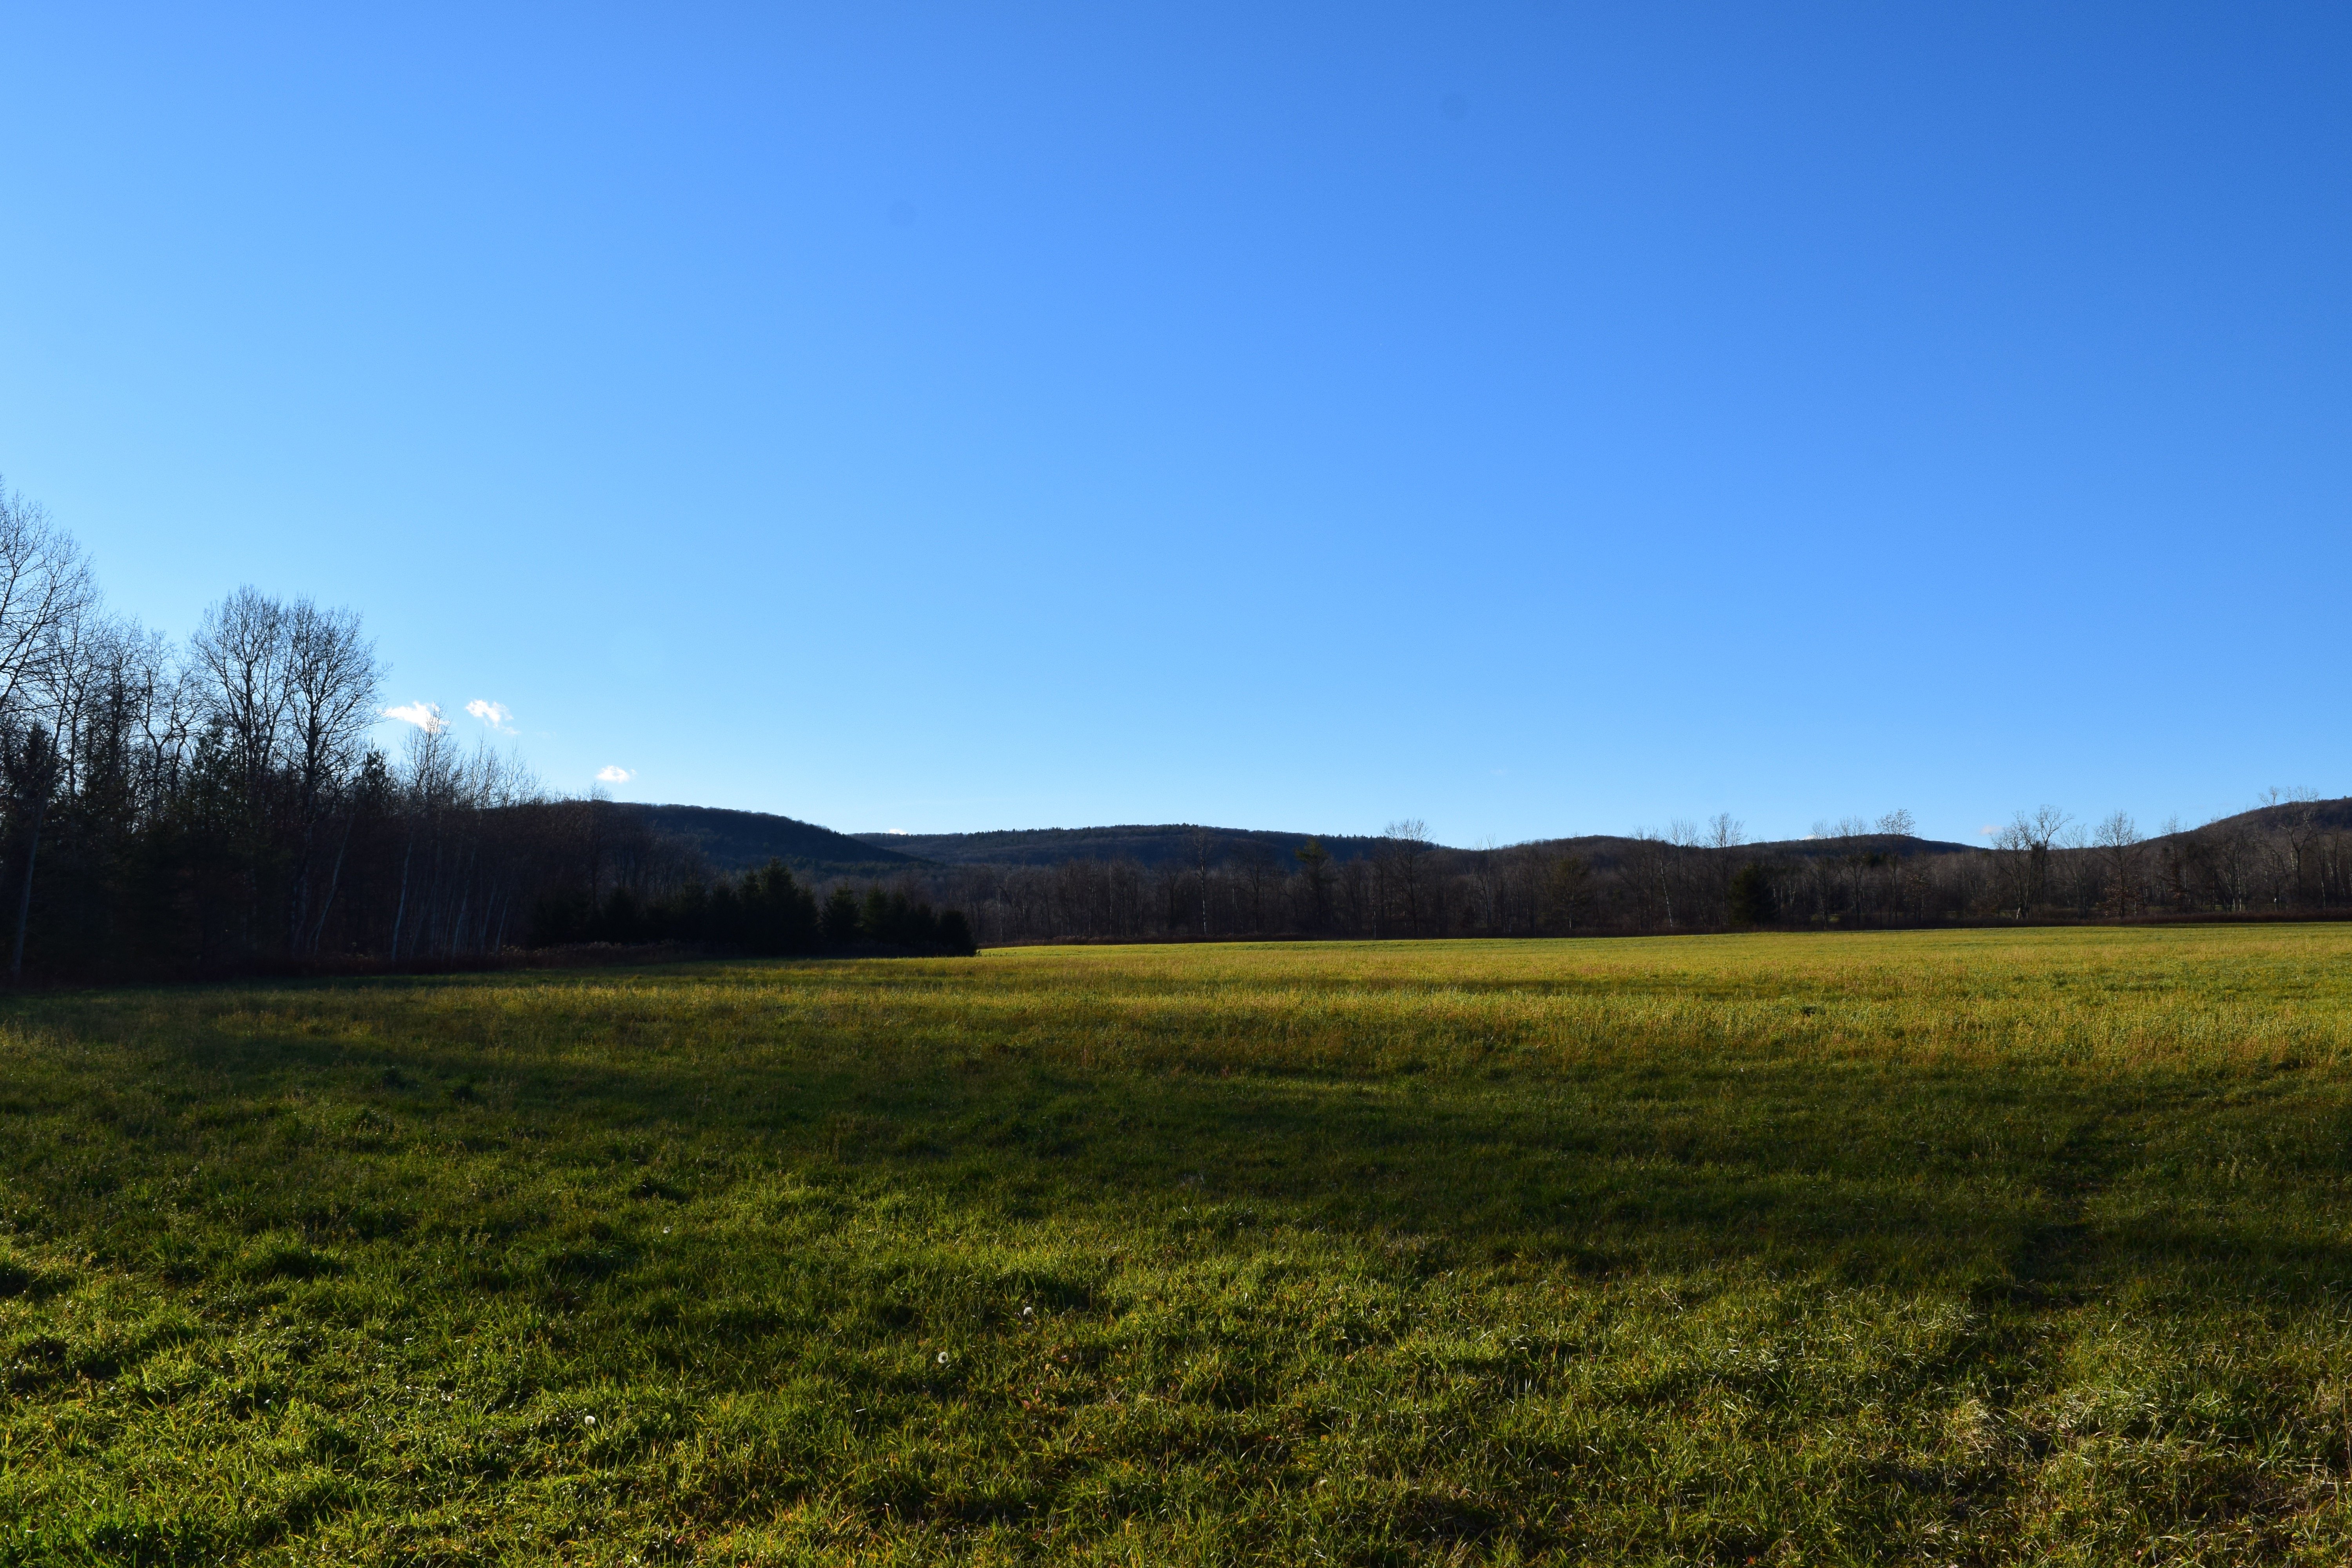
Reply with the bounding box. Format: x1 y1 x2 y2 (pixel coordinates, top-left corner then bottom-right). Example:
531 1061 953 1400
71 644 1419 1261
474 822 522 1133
884 804 2352 947
4 478 2342 977
0 482 969 982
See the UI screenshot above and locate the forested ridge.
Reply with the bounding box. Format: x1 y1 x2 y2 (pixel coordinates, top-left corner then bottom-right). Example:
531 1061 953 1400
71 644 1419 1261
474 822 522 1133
813 802 2352 948
2 477 2346 982
0 482 969 983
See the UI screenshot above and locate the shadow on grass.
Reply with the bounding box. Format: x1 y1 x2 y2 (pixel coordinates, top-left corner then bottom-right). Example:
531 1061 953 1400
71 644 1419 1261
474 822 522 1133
24 976 2348 1310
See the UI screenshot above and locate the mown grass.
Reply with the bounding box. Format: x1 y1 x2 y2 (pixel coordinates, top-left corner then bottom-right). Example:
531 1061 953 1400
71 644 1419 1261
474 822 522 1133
7 926 2352 1564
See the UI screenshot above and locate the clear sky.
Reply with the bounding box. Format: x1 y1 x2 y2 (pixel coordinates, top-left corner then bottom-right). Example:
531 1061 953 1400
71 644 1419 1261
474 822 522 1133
3 3 2345 847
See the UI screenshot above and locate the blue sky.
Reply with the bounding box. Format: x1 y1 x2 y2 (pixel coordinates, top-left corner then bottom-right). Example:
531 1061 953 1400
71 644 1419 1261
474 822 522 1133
3 3 2345 846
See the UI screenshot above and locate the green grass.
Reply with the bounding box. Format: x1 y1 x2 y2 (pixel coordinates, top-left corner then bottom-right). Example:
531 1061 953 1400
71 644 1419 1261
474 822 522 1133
9 926 2352 1564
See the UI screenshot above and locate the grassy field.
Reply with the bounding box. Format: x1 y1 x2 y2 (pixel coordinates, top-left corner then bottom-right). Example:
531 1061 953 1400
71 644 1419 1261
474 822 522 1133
8 927 2352 1564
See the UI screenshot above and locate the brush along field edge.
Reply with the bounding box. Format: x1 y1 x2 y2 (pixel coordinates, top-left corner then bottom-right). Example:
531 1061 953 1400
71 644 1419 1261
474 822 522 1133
5 927 2352 1563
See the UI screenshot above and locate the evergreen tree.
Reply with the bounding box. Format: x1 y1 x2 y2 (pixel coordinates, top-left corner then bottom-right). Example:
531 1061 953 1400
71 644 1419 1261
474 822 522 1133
822 885 860 944
936 907 976 956
859 886 894 944
1728 862 1777 927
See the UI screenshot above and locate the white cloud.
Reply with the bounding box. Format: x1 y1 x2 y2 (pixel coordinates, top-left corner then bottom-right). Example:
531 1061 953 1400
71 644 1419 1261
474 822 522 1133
383 701 446 733
596 765 634 784
465 699 516 733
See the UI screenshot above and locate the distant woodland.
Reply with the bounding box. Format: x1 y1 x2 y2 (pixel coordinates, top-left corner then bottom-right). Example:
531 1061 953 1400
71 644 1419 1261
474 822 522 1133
2 480 2349 983
899 800 2352 947
0 483 966 983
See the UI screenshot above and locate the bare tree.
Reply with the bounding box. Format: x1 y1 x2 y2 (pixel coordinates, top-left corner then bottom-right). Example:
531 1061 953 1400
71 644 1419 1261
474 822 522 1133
283 600 383 951
388 719 452 961
1994 806 2071 917
0 721 60 982
0 483 96 722
2095 811 2143 918
1186 825 1216 937
1627 827 1675 927
1702 815 1746 924
1470 837 1504 931
287 602 381 817
2057 820 2098 913
1234 840 1277 933
192 586 293 814
1294 838 1333 931
1383 818 1433 935
2269 795 2321 907
0 484 99 978
2153 815 2191 910
1544 852 1593 932
2206 815 2255 911
1336 855 1372 935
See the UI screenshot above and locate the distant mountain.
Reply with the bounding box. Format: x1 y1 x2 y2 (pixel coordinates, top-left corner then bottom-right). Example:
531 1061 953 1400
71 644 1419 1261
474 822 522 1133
1494 831 1982 873
829 801 2352 877
621 804 932 878
641 800 2260 882
1742 832 1982 859
853 824 1987 869
2180 797 2352 837
853 825 1396 869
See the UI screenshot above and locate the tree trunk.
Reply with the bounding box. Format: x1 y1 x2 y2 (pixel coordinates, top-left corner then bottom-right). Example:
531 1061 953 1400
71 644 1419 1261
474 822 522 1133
10 794 46 984
309 809 356 956
389 827 416 962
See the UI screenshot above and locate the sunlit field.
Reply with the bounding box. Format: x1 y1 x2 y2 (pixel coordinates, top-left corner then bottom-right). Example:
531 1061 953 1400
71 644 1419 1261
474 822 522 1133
10 927 2352 1564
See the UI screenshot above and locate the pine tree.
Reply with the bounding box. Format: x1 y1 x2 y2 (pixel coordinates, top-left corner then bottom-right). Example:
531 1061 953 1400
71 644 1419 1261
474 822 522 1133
822 885 860 944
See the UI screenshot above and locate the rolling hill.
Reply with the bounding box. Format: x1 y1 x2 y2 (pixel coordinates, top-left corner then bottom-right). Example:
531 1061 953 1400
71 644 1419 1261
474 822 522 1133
851 825 1398 868
855 823 1986 869
619 804 933 878
2187 796 2352 837
635 797 2352 885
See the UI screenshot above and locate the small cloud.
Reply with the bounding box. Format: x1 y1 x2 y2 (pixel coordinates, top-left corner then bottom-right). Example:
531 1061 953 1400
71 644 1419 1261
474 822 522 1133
383 701 446 733
596 765 634 784
884 828 907 835
1979 824 2000 837
465 699 517 734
